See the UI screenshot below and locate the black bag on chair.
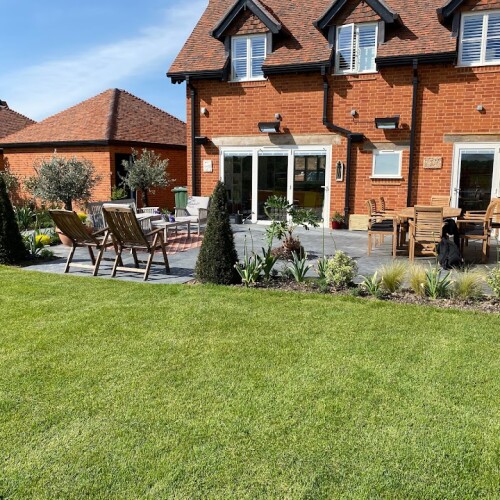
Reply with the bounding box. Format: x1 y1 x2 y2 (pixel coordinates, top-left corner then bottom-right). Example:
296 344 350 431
438 237 463 270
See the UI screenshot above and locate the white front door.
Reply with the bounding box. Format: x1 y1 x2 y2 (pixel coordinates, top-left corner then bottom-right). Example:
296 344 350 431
451 143 500 210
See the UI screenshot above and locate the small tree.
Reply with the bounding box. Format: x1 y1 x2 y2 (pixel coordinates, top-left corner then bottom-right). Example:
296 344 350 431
0 175 28 264
195 181 240 284
122 149 172 206
25 153 99 210
0 162 20 196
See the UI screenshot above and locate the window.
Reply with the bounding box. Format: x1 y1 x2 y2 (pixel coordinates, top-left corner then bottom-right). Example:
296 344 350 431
231 35 266 81
372 150 402 178
459 10 500 66
335 23 378 74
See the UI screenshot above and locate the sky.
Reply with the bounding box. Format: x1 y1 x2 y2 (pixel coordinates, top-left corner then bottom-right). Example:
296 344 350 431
1 0 207 122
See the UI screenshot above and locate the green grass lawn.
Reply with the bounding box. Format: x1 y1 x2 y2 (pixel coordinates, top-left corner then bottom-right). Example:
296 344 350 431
0 267 499 498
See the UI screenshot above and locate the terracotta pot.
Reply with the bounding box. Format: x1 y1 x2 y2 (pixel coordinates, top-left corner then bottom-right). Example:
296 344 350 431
56 226 92 246
331 220 342 230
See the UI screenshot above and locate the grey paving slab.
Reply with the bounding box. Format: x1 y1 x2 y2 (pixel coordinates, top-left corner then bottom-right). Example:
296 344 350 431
22 224 499 284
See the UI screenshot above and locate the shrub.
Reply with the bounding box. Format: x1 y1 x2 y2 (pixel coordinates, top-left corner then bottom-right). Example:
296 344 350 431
25 154 99 210
324 251 358 289
286 252 312 283
316 255 329 280
379 261 407 293
257 246 278 281
0 167 19 195
487 266 500 298
360 271 383 298
424 265 452 300
77 212 88 224
451 268 485 301
14 205 35 231
195 181 239 285
122 149 172 206
0 176 28 264
408 264 427 297
35 234 51 247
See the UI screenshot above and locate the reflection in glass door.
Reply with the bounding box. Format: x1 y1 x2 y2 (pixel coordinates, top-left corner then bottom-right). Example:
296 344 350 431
293 153 326 219
457 149 495 211
257 153 288 220
223 153 252 217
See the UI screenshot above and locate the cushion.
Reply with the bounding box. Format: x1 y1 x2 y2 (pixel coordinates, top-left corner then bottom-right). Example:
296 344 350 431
185 196 210 217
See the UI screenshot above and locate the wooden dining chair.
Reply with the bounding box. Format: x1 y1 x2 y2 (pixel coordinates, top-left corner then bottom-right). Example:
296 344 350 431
366 199 399 257
103 205 170 281
457 198 500 263
378 197 396 214
409 206 443 261
49 209 115 276
430 195 451 207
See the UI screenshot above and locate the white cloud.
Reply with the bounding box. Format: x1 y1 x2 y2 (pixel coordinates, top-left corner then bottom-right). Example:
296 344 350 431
0 2 205 120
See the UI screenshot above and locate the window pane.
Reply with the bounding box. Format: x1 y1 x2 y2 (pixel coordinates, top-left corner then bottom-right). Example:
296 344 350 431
233 58 247 79
358 25 376 71
487 13 500 37
461 39 482 64
251 36 265 79
373 152 400 177
462 15 484 39
486 14 500 61
486 38 500 61
337 25 353 71
233 38 247 59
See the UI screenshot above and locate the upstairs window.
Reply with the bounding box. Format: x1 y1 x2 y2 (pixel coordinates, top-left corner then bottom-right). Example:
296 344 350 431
335 23 378 74
231 34 267 81
459 10 500 66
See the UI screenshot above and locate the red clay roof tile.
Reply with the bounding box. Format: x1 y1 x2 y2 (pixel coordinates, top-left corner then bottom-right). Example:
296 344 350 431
0 105 36 139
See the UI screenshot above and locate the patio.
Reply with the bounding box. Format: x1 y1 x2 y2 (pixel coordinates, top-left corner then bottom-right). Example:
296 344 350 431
24 224 499 284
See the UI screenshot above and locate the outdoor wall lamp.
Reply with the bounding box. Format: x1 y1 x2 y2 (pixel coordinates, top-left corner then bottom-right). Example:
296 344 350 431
194 136 209 145
258 121 281 133
200 106 208 116
374 115 400 129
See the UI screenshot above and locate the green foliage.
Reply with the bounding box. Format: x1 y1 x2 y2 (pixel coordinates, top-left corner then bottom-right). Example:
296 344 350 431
111 185 128 200
195 181 239 285
330 211 344 223
286 252 312 283
316 255 329 279
257 246 278 281
122 149 172 206
25 153 99 210
451 268 484 301
424 266 452 300
408 264 427 297
14 205 35 231
0 176 28 264
324 251 358 289
379 262 407 293
486 266 500 298
0 167 19 194
234 253 262 287
360 271 383 298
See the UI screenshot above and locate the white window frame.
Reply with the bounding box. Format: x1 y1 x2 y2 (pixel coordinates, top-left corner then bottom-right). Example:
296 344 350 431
230 34 267 82
335 22 378 75
458 10 500 67
371 150 402 179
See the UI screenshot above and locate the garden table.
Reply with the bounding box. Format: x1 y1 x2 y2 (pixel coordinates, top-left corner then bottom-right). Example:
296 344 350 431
397 207 462 219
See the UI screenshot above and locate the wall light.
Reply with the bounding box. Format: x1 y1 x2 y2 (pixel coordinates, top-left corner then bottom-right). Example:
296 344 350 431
258 121 281 133
374 115 400 129
200 106 208 116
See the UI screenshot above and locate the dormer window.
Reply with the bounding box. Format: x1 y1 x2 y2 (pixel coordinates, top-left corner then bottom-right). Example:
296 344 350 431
231 34 267 81
335 23 378 74
459 10 500 66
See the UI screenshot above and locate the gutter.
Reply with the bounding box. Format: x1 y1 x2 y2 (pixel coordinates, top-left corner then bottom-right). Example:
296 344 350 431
187 78 197 196
321 67 364 227
407 59 419 207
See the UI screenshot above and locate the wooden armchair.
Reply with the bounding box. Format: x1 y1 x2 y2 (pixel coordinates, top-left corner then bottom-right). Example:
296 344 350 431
457 198 500 263
366 199 399 257
175 196 210 235
409 206 443 261
49 209 115 276
430 195 451 207
102 205 170 281
379 197 396 214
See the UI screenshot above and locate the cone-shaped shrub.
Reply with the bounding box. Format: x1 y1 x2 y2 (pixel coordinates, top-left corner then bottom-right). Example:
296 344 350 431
0 175 28 264
195 181 239 284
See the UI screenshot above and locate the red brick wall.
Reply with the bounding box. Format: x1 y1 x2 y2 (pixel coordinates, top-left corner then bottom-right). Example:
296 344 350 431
186 63 500 217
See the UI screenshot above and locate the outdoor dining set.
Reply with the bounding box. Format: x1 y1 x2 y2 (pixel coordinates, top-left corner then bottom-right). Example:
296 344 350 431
366 195 500 263
49 196 210 281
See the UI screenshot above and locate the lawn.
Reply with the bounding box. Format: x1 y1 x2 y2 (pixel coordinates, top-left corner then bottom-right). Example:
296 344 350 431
0 267 499 498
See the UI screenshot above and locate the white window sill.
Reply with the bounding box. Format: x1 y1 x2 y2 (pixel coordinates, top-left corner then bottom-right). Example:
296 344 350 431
370 176 403 180
229 77 267 83
334 70 378 76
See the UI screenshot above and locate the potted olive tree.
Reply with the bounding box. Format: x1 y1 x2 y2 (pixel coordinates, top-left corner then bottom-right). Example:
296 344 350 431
331 211 345 230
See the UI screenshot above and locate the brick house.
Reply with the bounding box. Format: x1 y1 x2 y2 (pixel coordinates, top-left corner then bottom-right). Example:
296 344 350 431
0 89 186 210
168 0 500 225
0 101 35 169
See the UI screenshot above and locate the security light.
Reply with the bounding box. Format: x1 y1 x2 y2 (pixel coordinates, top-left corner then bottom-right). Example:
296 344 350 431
258 121 281 133
374 115 400 129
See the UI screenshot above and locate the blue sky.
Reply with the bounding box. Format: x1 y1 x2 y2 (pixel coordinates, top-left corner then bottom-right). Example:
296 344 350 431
1 0 207 122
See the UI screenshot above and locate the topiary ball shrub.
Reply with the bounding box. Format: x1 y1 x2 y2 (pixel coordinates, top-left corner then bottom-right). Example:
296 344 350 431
195 181 240 285
0 175 28 264
324 251 358 289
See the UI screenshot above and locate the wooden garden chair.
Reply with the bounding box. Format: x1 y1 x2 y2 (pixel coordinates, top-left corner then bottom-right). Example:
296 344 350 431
430 195 451 207
408 206 443 261
366 199 399 257
49 209 115 275
102 205 169 281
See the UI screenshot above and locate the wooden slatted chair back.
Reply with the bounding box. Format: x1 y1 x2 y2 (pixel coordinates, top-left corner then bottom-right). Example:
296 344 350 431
49 210 97 244
379 197 388 212
103 205 149 248
491 198 500 226
366 198 378 216
430 195 451 207
414 206 443 242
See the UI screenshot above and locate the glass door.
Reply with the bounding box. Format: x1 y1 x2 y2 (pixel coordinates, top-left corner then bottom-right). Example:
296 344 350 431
293 152 326 219
454 148 496 211
223 152 253 217
257 152 289 220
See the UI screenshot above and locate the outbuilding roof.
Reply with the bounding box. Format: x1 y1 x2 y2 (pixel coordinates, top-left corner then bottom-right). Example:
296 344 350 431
0 89 186 148
0 103 36 139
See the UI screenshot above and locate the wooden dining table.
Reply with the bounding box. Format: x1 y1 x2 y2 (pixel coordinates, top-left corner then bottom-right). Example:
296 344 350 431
397 207 462 219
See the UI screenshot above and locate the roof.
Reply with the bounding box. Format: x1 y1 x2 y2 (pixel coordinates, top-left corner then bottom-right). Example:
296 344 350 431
0 103 36 139
168 0 458 78
0 89 186 148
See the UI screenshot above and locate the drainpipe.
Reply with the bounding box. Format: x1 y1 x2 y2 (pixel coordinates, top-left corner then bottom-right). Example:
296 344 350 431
407 59 419 207
187 78 197 196
321 68 364 226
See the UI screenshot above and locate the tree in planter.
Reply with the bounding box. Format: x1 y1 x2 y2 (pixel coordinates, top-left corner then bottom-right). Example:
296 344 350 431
195 181 240 285
122 149 172 207
0 175 28 264
25 154 99 210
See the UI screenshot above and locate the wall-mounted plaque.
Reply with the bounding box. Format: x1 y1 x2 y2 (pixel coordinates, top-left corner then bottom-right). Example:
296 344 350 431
203 160 213 173
423 157 442 169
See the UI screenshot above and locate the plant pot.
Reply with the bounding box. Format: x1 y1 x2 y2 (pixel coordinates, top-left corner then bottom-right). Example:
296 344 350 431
56 226 92 246
331 221 342 230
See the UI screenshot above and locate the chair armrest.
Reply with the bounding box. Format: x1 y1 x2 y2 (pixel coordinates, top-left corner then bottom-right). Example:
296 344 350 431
175 207 188 217
92 227 109 237
144 228 164 238
198 208 209 221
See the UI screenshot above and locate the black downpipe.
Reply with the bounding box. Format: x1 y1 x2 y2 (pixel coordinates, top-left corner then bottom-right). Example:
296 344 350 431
188 80 197 196
322 70 364 226
407 59 418 207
